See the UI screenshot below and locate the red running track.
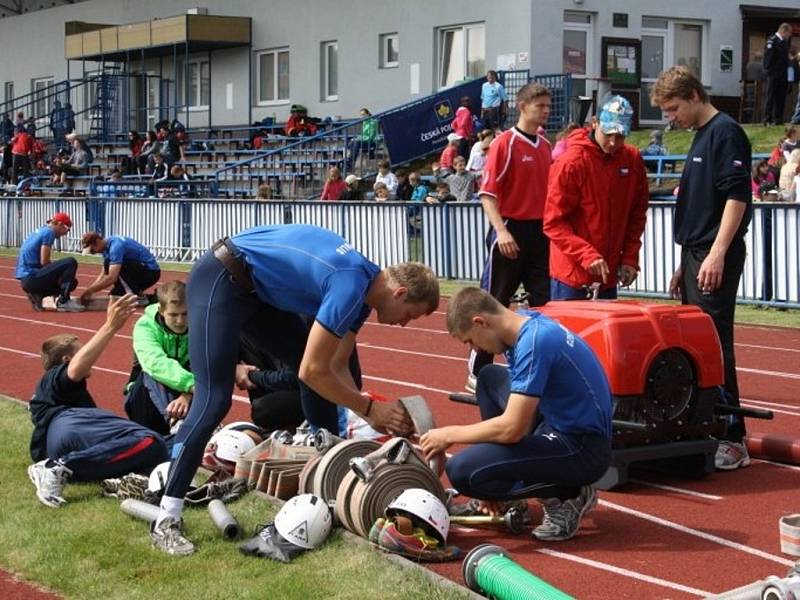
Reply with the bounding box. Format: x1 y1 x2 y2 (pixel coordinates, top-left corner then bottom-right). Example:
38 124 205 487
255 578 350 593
1 257 800 599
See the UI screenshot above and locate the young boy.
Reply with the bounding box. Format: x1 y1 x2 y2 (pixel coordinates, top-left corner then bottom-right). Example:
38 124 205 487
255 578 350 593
28 295 170 508
438 134 461 175
125 282 193 435
446 156 476 202
375 159 398 197
425 181 456 204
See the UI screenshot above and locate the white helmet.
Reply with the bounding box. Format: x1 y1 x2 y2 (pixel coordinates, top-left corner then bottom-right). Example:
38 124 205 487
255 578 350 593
274 493 332 550
209 429 256 462
385 488 450 544
147 461 200 494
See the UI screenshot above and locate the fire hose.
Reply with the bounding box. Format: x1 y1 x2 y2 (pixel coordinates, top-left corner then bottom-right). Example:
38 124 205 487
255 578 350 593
310 439 381 502
335 438 446 538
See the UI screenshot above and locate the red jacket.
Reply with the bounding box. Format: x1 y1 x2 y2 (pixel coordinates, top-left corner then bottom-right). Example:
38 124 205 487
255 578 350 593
11 131 34 156
544 128 649 289
285 115 317 136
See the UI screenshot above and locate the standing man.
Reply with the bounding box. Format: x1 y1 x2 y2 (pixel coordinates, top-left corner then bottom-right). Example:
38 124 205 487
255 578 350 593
421 287 612 541
15 212 83 312
481 70 507 132
544 95 649 299
763 23 792 126
149 224 439 555
80 232 161 306
650 66 752 470
467 82 552 392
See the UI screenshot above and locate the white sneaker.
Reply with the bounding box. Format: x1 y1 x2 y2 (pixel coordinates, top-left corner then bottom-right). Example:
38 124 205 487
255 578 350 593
151 517 196 555
56 298 86 312
28 459 72 508
465 374 477 394
715 441 751 470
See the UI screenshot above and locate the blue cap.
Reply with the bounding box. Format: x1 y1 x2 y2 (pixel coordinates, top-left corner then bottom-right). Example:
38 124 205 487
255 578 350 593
598 95 633 137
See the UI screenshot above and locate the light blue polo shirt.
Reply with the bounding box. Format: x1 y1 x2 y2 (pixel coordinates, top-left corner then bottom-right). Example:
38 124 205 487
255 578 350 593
481 81 507 108
506 311 613 437
232 225 380 337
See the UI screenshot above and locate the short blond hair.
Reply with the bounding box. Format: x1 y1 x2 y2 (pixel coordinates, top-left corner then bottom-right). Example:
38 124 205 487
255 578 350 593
446 287 503 335
385 262 440 313
649 66 708 106
41 334 79 370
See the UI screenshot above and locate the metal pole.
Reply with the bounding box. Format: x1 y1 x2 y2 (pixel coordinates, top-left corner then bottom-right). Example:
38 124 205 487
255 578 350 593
208 49 212 130
184 41 189 129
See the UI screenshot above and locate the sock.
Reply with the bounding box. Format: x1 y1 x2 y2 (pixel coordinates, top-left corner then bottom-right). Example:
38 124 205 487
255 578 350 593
156 495 185 527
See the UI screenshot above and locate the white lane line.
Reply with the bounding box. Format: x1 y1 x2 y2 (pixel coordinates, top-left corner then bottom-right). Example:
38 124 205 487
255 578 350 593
361 375 452 396
738 367 800 381
742 403 800 418
751 459 800 472
364 321 448 335
737 342 800 354
536 548 711 598
627 479 722 501
359 342 463 362
599 499 795 567
0 314 134 340
743 397 800 411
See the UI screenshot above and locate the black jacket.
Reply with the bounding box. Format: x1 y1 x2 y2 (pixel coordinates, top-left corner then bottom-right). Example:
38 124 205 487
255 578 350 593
764 33 790 79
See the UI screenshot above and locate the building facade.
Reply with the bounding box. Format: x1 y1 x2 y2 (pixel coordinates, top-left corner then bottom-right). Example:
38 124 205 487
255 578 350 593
0 0 798 131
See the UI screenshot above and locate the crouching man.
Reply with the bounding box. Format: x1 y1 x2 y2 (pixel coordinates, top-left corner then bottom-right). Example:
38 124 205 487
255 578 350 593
28 295 171 508
125 281 193 435
420 287 612 541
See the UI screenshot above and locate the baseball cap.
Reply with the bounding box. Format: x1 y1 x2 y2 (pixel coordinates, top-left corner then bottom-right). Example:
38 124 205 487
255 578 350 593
447 133 462 143
598 95 633 137
345 174 360 185
49 212 72 228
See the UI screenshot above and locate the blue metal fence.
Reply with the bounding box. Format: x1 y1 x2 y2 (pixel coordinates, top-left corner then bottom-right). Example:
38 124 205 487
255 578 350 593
3 198 798 308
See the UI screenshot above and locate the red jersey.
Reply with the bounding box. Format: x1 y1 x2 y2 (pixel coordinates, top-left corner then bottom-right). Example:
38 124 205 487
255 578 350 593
439 144 458 169
479 128 551 220
11 131 34 156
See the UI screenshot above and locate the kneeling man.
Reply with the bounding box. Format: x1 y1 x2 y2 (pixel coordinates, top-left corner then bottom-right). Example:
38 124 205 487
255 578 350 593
421 287 612 541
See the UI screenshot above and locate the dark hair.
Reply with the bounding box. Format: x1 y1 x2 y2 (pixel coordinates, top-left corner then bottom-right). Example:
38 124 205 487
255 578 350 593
377 159 391 170
41 334 79 370
446 287 503 334
157 281 187 309
460 96 472 108
516 83 551 105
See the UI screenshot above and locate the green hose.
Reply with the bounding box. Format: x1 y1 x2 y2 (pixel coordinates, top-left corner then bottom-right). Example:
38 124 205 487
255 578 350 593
463 544 574 600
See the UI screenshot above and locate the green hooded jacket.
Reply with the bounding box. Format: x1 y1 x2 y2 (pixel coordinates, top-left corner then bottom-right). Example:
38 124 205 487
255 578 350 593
128 303 193 393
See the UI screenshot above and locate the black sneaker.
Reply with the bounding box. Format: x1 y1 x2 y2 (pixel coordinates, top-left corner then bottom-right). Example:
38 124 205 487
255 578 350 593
25 292 45 311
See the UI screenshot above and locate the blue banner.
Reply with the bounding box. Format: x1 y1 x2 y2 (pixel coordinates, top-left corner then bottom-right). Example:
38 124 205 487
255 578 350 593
379 78 485 165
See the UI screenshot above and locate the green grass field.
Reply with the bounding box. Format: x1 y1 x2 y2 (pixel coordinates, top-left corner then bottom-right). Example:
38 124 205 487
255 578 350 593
626 123 784 155
0 398 467 600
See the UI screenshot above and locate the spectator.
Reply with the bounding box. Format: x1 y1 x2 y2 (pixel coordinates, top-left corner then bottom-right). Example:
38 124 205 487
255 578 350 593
752 159 778 200
320 166 347 200
789 162 800 202
430 160 445 181
481 70 507 131
467 82 553 392
348 107 378 170
452 96 474 157
0 112 14 144
80 232 161 306
10 125 33 184
373 181 391 201
125 281 193 435
544 95 649 300
395 169 413 201
641 129 668 158
374 159 398 196
138 130 158 174
763 23 792 126
467 129 494 175
426 181 456 204
781 125 798 161
14 111 25 129
780 148 800 191
151 153 168 182
439 133 461 175
49 101 66 149
63 102 75 133
446 156 476 202
165 165 192 198
96 170 124 199
125 131 144 175
408 172 428 202
256 182 273 200
285 104 317 137
57 136 90 188
25 116 37 138
650 65 753 470
340 174 363 200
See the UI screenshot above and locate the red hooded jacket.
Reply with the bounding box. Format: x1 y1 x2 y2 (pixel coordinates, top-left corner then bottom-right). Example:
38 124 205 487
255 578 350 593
544 127 649 289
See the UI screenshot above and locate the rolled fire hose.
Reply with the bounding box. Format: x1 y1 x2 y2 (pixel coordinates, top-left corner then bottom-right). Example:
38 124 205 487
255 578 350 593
335 438 446 538
208 499 242 540
314 428 344 453
120 498 160 523
462 544 574 600
298 454 324 495
311 439 381 502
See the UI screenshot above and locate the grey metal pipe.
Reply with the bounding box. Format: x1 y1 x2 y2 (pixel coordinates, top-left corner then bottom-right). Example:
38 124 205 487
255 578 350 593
120 499 160 523
208 499 241 540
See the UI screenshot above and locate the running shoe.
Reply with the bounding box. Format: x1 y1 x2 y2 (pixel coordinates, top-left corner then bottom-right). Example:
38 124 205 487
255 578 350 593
715 441 751 471
28 459 71 508
533 486 597 541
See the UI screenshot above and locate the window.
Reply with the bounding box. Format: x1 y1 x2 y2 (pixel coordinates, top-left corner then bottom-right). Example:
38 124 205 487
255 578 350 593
178 59 210 109
380 33 399 68
31 77 54 118
438 23 485 89
257 48 290 105
4 81 13 106
321 41 338 101
674 24 702 77
563 12 593 97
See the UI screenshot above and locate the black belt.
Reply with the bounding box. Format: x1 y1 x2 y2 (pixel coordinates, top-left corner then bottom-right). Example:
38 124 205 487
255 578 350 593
212 238 254 294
